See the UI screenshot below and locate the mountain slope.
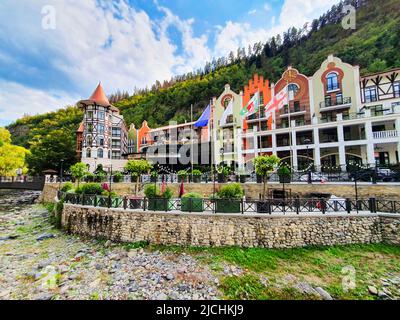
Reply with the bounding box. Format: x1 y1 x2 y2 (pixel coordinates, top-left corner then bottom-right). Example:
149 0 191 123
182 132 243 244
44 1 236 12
6 0 400 173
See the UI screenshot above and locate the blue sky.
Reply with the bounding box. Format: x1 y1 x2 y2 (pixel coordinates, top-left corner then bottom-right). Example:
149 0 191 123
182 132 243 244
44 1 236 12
0 0 339 126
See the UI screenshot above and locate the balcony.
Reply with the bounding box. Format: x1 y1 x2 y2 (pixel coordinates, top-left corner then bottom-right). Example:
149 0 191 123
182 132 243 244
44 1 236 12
373 130 399 140
279 106 307 118
319 97 351 111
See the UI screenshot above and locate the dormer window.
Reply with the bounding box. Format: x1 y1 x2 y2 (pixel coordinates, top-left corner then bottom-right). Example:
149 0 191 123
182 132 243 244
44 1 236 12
326 72 339 91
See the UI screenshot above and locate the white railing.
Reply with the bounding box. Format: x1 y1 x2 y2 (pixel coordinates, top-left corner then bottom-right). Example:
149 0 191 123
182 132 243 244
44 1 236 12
373 130 399 139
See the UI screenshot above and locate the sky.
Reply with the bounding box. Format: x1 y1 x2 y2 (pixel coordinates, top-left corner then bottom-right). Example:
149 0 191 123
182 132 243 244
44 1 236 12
0 0 340 126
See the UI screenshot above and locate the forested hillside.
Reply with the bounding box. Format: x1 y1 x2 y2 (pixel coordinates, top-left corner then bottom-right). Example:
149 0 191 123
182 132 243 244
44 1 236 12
6 0 400 173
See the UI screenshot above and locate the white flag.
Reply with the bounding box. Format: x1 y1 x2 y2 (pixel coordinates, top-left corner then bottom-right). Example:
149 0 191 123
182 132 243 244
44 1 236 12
220 100 233 126
264 86 288 118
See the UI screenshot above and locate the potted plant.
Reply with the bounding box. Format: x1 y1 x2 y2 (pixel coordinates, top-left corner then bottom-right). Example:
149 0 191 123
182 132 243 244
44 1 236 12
181 192 203 212
144 184 174 211
214 183 244 213
236 169 247 183
191 169 202 183
217 166 230 183
113 171 123 183
278 164 291 184
254 155 281 212
177 170 188 183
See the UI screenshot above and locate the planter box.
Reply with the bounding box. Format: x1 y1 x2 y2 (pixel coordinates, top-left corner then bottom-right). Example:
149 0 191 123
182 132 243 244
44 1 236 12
128 197 142 209
181 198 203 212
279 175 291 184
147 198 173 211
192 175 201 183
217 173 227 183
215 199 241 213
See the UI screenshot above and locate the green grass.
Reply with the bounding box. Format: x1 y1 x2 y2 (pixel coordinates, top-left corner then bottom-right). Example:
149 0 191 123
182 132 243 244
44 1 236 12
150 244 400 300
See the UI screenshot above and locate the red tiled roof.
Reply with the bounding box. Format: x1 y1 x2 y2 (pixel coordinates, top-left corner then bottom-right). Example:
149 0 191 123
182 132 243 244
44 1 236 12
77 121 84 133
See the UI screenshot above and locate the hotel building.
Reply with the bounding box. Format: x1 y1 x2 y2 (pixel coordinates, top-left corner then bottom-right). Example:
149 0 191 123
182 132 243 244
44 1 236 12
76 55 400 173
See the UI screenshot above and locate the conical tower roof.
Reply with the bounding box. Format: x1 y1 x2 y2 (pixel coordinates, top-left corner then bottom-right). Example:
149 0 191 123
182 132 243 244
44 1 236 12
89 83 110 106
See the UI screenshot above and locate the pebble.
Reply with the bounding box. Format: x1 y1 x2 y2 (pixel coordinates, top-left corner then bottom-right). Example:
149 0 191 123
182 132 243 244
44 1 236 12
368 286 378 295
166 274 175 281
315 287 333 300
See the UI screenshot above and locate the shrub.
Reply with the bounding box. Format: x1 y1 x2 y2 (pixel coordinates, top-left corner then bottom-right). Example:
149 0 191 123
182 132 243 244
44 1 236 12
77 183 104 195
182 192 202 198
113 171 123 183
61 182 74 193
191 169 202 176
144 184 173 199
217 166 231 177
85 172 95 182
95 171 107 182
217 183 244 199
278 164 291 177
178 170 188 178
102 190 118 198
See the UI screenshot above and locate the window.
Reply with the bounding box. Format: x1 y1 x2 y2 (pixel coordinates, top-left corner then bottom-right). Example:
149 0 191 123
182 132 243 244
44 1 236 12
87 111 93 119
326 73 339 91
112 127 121 137
288 83 299 98
86 148 91 158
112 151 121 159
336 93 343 105
324 95 332 107
295 117 305 127
364 87 377 103
98 137 104 147
394 82 400 98
98 124 105 134
97 148 103 158
86 135 92 146
293 101 300 112
98 111 105 120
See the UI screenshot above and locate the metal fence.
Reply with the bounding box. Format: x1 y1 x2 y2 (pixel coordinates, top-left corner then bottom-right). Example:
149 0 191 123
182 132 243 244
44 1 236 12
60 192 400 215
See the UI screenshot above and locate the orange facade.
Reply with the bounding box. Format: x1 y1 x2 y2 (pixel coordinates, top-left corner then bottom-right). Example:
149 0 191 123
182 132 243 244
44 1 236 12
137 120 151 150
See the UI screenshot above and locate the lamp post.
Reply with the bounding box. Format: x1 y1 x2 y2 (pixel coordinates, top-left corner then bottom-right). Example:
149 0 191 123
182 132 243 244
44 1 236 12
109 164 113 192
58 159 64 190
220 147 225 166
94 157 98 173
304 138 312 184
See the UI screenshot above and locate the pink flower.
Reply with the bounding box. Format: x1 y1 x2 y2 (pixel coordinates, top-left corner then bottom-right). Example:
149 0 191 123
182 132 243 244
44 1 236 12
101 183 110 192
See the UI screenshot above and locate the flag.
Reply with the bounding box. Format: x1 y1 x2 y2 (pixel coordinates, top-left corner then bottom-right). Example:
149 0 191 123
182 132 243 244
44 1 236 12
240 92 259 117
161 175 166 194
265 86 288 117
194 104 211 128
220 100 233 126
178 180 185 198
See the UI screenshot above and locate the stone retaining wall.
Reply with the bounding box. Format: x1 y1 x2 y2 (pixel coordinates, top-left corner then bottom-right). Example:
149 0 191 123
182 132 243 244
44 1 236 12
61 204 400 248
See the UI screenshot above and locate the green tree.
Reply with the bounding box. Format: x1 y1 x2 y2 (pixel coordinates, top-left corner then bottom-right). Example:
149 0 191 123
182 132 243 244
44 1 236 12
0 128 29 176
70 162 88 188
125 159 153 195
254 155 281 199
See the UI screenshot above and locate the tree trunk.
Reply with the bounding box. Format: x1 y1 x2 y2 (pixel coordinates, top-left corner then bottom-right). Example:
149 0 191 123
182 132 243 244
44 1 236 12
262 176 266 200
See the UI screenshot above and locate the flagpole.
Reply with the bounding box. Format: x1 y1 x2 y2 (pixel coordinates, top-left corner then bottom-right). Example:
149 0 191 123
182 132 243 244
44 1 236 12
210 99 216 205
257 91 262 157
191 103 194 182
287 79 293 169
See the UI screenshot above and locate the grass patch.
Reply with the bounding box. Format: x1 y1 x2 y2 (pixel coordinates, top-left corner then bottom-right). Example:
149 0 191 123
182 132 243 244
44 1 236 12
151 243 400 300
220 275 319 300
123 241 150 251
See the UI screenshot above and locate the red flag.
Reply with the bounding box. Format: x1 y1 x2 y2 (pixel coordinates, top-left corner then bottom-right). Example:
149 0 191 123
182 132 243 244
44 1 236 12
161 175 167 194
179 180 185 198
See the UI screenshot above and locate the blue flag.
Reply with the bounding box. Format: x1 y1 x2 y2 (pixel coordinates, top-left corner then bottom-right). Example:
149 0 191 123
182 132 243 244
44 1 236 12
194 104 211 128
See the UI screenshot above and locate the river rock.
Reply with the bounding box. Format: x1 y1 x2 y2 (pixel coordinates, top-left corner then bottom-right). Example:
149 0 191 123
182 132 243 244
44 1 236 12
36 233 55 241
315 287 333 300
368 286 378 295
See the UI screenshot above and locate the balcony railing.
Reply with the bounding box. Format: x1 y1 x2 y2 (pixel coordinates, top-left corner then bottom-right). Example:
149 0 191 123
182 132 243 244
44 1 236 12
320 97 351 109
373 130 399 139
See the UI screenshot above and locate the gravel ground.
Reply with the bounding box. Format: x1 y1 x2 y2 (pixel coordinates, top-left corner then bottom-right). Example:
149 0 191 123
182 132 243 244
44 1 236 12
0 190 220 300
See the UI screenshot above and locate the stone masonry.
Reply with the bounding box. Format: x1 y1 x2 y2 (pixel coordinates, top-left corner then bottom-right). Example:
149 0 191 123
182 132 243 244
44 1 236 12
61 204 400 248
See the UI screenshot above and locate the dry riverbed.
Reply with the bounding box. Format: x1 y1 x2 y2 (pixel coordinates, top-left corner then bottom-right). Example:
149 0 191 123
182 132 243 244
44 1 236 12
0 190 399 300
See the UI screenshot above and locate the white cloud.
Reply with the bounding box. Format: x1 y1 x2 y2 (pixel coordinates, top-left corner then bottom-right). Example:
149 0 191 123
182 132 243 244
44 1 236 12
214 0 339 57
0 80 79 124
0 0 211 123
248 9 257 15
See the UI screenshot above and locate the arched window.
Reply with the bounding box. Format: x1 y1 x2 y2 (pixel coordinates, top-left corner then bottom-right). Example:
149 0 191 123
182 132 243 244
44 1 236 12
86 148 91 158
326 72 339 91
288 83 299 97
98 148 103 158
